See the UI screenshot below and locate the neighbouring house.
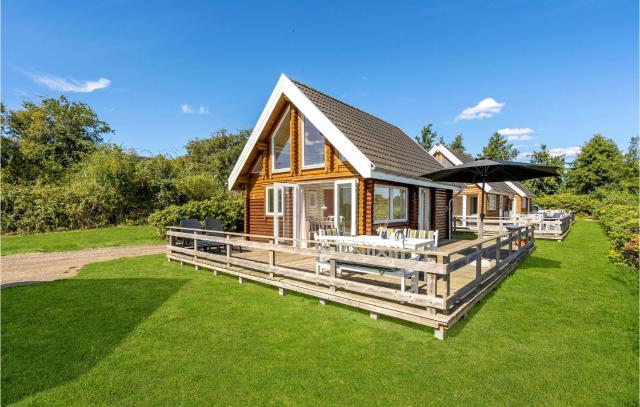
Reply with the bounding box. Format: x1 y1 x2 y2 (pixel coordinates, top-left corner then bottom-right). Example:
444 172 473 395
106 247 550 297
228 74 461 243
428 144 535 224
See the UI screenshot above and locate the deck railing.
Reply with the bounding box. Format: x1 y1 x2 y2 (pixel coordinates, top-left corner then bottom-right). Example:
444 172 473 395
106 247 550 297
453 212 574 240
165 224 535 339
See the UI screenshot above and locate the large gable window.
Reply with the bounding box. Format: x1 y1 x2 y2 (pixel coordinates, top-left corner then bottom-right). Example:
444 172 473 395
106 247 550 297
373 185 408 223
302 116 325 168
271 109 291 172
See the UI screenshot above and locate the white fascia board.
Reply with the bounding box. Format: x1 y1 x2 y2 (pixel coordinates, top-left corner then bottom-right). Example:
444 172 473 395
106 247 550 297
370 170 463 191
228 74 373 190
282 78 372 177
505 181 526 197
228 74 288 190
429 144 464 166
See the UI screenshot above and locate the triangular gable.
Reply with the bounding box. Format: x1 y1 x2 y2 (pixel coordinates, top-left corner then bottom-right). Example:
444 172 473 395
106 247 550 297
228 74 372 190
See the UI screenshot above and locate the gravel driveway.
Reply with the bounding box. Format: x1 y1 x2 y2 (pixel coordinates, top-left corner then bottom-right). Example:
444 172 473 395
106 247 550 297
1 245 166 288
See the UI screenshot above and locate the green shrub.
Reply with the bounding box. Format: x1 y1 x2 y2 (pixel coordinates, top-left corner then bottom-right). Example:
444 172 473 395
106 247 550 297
594 201 639 269
534 193 597 215
148 194 244 237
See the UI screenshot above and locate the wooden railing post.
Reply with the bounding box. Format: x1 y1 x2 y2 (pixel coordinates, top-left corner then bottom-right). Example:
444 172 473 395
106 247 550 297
508 231 513 258
225 233 231 268
329 247 337 293
495 236 501 268
475 243 482 280
268 239 275 278
426 271 437 315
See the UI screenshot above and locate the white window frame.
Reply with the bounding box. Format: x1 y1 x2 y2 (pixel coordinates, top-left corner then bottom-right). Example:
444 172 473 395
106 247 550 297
373 185 409 224
300 114 326 170
334 179 358 236
270 107 291 173
488 194 497 211
265 186 284 216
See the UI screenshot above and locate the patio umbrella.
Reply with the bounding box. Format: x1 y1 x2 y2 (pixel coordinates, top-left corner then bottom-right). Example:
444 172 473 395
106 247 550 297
423 159 559 238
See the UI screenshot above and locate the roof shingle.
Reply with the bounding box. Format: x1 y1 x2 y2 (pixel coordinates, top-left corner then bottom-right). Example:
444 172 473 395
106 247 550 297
292 80 444 177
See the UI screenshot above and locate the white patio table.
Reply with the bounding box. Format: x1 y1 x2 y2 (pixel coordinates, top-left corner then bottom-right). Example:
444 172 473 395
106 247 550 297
313 235 436 293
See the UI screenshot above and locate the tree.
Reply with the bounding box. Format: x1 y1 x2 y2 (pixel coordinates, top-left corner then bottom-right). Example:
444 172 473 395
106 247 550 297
182 129 250 186
522 144 565 195
480 132 518 160
565 134 624 194
620 136 639 193
1 96 112 182
415 124 438 151
448 133 465 153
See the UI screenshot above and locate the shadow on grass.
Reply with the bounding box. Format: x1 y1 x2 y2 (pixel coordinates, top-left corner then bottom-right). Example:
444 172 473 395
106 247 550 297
1 277 187 405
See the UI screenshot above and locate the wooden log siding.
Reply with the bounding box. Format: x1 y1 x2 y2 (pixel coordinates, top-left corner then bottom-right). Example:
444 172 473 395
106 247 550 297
165 224 535 339
431 188 451 240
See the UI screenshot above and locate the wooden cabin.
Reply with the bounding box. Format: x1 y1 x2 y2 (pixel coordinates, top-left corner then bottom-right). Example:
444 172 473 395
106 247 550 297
428 144 535 224
228 74 461 243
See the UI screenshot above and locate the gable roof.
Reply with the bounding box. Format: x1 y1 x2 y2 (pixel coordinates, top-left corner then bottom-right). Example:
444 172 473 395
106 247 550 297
228 74 458 191
428 144 526 197
291 80 444 177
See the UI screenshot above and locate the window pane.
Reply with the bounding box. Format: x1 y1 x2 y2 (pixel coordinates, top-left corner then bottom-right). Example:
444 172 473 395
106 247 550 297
373 186 390 222
277 189 283 213
391 188 407 220
303 117 325 166
273 111 291 170
337 184 353 235
251 155 263 173
267 188 274 213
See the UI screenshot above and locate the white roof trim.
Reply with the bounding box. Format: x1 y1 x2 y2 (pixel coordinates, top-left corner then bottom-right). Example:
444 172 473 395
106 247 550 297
429 144 463 166
228 74 373 189
370 170 463 191
505 181 526 197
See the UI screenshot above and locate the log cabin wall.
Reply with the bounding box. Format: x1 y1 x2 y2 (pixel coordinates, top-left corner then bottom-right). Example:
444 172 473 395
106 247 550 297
242 102 359 239
360 180 451 240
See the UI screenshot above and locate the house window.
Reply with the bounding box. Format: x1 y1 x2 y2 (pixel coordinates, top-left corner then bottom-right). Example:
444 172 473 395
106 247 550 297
271 109 291 172
265 187 283 215
488 195 497 210
522 197 528 208
251 154 262 174
302 116 325 168
373 185 408 223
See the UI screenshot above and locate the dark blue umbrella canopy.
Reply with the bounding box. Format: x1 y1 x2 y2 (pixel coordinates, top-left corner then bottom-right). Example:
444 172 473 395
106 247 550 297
424 158 559 183
424 158 559 238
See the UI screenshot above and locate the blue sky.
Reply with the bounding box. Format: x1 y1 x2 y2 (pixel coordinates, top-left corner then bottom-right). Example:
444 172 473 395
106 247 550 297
3 0 638 159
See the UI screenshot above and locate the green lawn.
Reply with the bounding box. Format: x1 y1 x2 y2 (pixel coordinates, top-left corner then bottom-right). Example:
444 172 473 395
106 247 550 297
2 220 637 406
1 225 162 256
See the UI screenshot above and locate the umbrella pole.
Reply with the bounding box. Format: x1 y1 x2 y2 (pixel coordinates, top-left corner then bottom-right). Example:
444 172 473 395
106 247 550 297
480 179 486 239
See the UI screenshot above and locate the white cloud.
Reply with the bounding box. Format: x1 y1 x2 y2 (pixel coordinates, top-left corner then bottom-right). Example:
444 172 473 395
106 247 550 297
497 128 534 141
28 73 110 93
517 151 532 160
549 146 581 157
180 104 209 114
455 97 505 121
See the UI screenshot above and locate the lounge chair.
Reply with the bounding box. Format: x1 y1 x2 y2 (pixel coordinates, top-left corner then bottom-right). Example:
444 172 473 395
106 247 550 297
204 218 242 252
179 218 201 247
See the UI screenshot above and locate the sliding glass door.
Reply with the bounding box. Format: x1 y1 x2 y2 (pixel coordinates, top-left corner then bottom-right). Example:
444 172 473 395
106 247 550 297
335 180 357 236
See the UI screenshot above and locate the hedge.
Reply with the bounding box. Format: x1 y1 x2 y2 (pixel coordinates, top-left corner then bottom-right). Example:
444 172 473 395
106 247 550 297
534 193 597 215
148 195 244 238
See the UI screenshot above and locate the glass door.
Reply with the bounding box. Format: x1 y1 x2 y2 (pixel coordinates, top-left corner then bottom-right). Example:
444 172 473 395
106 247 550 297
334 180 357 236
418 188 431 230
273 183 300 245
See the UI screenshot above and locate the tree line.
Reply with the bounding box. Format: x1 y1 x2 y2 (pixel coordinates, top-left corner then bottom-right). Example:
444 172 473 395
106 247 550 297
1 96 248 233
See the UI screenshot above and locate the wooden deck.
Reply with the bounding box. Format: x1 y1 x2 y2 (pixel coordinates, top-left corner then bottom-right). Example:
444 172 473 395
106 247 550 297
166 226 535 340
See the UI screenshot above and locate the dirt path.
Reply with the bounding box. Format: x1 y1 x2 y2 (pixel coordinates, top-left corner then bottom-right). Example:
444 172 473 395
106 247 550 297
1 245 166 288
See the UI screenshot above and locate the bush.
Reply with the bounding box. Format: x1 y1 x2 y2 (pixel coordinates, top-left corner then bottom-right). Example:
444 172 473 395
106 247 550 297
534 193 597 215
594 199 639 269
148 194 244 237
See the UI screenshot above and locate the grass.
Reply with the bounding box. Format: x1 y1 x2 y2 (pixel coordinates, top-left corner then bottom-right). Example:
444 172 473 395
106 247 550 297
2 220 637 406
1 225 162 256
